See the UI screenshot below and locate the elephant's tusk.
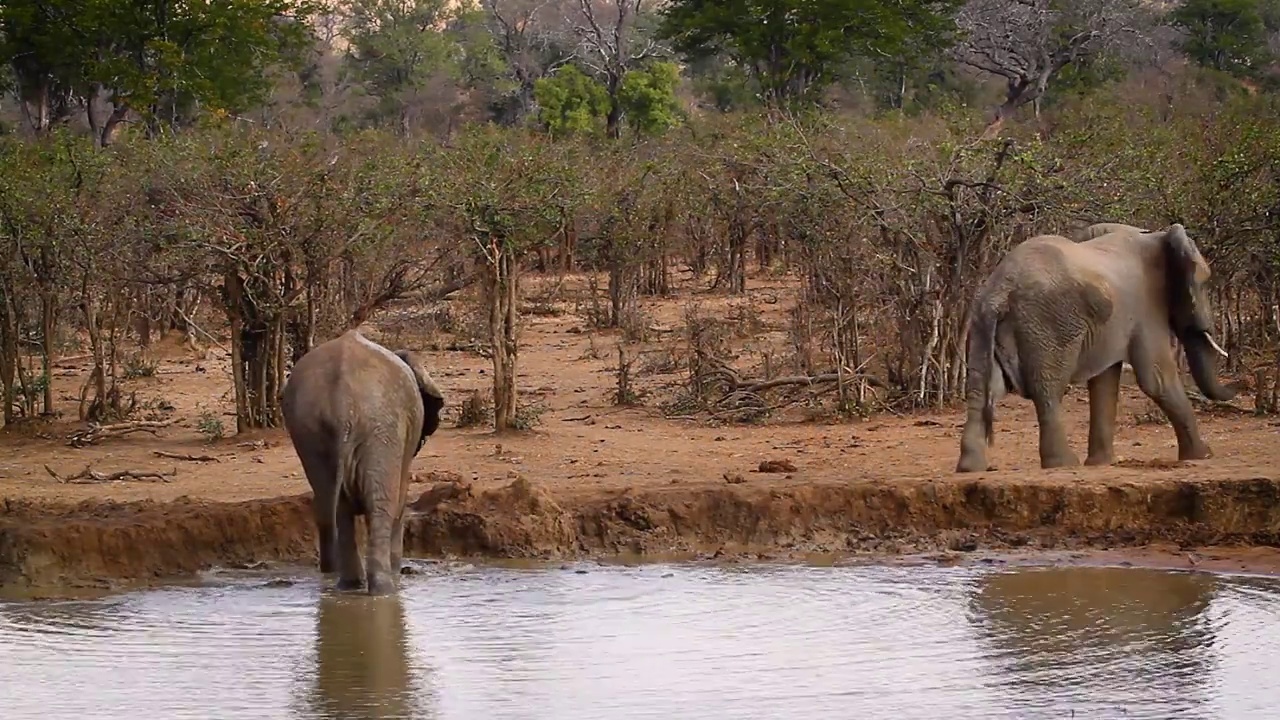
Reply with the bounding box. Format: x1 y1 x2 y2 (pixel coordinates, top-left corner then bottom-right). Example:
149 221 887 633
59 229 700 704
1206 333 1229 358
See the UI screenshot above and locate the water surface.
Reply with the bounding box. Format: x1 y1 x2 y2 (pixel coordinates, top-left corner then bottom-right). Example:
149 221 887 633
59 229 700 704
2 562 1279 719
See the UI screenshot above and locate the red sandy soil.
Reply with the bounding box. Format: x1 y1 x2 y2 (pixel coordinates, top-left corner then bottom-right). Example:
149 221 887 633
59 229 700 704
1 273 1279 590
1 275 1276 503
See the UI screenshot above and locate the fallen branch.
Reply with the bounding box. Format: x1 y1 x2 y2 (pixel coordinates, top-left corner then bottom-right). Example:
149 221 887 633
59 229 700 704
67 418 176 448
174 306 229 353
153 450 219 462
44 464 177 484
700 367 887 395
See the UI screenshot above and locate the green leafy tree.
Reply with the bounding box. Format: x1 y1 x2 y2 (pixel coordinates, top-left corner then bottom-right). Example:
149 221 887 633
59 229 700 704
1170 0 1277 77
532 64 610 136
339 0 461 133
0 0 318 146
617 62 683 135
654 0 962 105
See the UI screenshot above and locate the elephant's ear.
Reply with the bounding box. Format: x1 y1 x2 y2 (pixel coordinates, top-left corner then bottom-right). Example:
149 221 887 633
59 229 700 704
1163 223 1211 285
394 350 445 455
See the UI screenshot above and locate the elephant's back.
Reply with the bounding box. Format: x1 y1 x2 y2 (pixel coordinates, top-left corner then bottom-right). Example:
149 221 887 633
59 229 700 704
283 332 413 428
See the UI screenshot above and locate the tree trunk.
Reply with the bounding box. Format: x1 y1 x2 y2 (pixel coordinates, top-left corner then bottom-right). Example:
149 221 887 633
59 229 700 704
225 270 251 432
0 288 17 426
39 289 57 415
485 239 520 431
79 282 109 422
560 210 577 273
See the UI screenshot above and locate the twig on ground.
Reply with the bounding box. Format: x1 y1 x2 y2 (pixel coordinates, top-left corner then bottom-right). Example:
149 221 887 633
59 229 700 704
67 419 176 448
153 450 219 462
44 464 177 484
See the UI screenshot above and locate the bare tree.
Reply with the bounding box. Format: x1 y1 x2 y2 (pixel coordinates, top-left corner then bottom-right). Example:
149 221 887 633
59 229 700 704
567 0 660 138
481 0 577 125
953 0 1147 134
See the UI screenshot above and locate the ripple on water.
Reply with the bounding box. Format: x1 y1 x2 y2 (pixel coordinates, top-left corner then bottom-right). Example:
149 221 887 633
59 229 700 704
3 564 1280 720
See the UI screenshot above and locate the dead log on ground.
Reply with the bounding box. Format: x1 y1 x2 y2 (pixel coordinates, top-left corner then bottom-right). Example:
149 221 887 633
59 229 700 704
44 464 177 484
67 419 176 448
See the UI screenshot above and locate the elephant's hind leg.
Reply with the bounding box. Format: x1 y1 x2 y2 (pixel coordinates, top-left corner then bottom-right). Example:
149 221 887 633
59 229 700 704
356 461 400 596
296 450 339 574
1085 363 1123 466
365 507 397 596
1032 394 1079 469
1017 336 1079 469
335 492 365 591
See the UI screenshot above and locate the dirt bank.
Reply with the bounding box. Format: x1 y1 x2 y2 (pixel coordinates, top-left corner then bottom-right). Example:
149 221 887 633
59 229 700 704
5 469 1280 593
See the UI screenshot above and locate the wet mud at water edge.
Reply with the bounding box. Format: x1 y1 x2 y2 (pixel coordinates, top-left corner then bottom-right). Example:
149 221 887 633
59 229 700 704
2 563 1280 720
6 472 1280 594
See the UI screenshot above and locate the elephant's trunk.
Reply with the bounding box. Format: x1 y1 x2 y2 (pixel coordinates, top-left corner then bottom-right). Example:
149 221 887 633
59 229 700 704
1181 330 1237 402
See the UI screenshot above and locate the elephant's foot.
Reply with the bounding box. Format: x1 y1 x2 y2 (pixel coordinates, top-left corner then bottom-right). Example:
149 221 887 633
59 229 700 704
1039 451 1080 470
955 454 991 473
366 572 398 596
1178 442 1212 461
335 576 365 592
1083 452 1114 467
955 437 990 473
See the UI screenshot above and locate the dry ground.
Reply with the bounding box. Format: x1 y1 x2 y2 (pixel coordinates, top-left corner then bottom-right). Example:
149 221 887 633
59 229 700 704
1 272 1276 506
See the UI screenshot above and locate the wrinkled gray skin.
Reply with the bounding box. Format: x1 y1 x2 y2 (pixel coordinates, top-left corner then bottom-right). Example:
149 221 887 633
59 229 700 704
956 223 1236 473
282 329 445 594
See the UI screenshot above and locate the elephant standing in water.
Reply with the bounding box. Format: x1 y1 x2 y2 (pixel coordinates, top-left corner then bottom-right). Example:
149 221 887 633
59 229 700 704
956 223 1236 473
282 329 445 594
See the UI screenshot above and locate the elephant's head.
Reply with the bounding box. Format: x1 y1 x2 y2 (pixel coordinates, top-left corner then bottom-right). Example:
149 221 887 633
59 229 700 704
1160 224 1236 402
394 349 445 453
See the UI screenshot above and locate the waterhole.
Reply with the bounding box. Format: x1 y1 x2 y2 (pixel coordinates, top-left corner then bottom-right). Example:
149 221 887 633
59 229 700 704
2 562 1280 719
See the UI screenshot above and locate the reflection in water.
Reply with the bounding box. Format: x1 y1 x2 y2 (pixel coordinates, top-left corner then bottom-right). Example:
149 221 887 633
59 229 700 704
2 563 1280 720
968 567 1218 718
308 593 430 720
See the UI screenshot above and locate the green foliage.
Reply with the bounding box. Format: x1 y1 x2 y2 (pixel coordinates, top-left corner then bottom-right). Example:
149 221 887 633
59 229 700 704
618 62 684 135
340 0 460 124
533 65 610 137
447 5 513 95
655 0 963 104
0 0 318 134
1170 0 1278 77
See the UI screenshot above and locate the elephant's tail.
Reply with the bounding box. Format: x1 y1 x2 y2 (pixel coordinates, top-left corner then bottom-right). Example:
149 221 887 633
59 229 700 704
969 307 1001 448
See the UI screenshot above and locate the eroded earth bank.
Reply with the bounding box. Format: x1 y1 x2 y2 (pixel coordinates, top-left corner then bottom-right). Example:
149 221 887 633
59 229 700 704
5 397 1280 595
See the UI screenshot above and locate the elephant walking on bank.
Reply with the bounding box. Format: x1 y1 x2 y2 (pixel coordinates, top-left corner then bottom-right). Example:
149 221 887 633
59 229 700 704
956 223 1236 473
282 329 445 594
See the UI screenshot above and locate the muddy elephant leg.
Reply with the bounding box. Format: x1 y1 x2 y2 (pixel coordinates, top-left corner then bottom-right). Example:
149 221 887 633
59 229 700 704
295 450 339 573
1085 363 1123 466
1131 345 1211 461
311 490 338 574
365 507 397 596
335 492 365 591
315 510 337 574
390 510 406 575
1031 392 1079 469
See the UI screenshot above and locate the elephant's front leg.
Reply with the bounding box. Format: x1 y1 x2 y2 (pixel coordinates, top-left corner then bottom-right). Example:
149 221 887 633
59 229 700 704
335 493 365 591
1085 363 1123 466
1131 345 1211 461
